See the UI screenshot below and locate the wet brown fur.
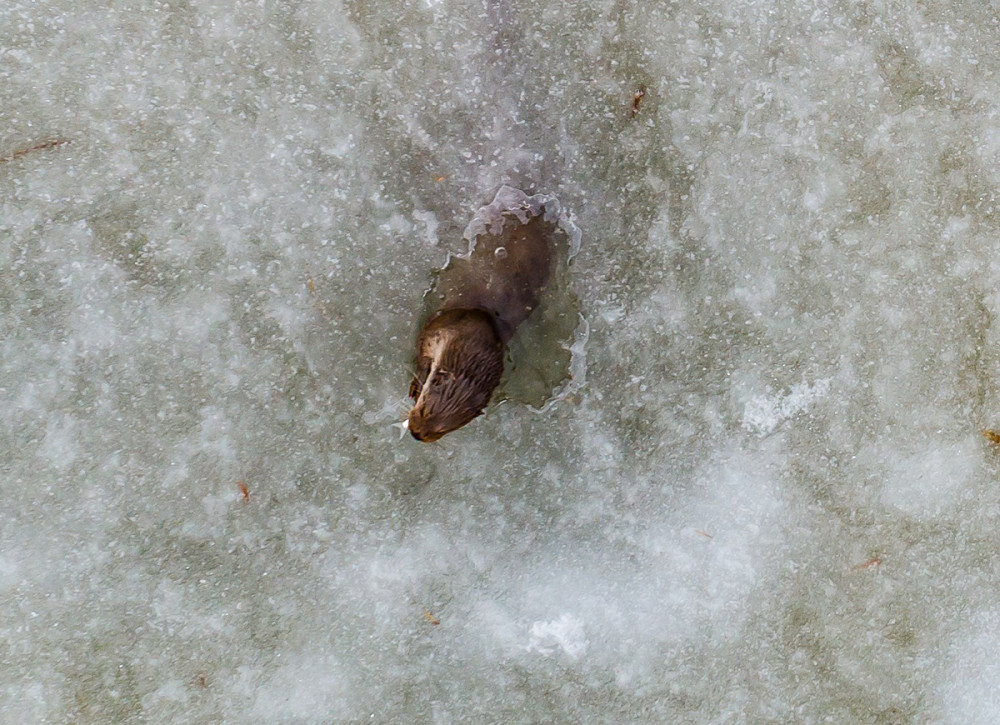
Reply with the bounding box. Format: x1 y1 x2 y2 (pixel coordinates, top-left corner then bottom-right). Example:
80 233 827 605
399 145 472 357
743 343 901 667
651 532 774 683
408 213 554 441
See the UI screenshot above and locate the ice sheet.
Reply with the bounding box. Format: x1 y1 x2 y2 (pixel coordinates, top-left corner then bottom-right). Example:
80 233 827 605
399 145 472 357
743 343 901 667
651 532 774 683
3 0 1000 721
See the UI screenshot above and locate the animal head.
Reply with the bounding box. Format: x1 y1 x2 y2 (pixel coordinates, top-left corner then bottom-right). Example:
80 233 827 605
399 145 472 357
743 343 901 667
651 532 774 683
408 309 504 442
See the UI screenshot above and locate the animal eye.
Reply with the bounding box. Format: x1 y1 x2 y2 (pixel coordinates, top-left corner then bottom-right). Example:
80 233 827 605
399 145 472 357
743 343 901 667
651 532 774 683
431 369 456 387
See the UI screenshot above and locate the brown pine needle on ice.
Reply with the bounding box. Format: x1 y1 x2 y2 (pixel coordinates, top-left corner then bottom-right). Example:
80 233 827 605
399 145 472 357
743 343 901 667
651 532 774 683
1 138 70 163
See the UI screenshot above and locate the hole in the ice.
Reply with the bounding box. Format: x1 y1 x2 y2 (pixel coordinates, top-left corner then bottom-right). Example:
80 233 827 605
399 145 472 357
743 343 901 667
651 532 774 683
416 186 585 409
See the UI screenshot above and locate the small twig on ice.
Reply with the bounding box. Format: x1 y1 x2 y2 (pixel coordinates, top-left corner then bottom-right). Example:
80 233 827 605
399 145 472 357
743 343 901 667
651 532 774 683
1 138 71 164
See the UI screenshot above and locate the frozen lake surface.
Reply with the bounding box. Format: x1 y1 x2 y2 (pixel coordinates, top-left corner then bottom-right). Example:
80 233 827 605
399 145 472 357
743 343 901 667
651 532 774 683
4 0 1000 721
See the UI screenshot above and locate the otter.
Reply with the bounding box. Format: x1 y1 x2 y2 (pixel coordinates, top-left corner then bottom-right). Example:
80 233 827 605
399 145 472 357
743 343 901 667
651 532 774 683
408 209 555 442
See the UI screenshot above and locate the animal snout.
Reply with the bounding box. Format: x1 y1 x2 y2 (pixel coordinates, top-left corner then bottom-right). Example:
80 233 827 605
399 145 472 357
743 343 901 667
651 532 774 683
409 426 443 443
408 409 444 442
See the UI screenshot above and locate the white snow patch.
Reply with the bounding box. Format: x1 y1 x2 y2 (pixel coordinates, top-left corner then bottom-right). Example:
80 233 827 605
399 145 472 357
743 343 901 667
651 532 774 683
248 654 353 721
526 613 589 659
0 555 20 592
880 439 978 519
934 610 1000 722
412 208 440 246
742 378 832 436
36 414 79 472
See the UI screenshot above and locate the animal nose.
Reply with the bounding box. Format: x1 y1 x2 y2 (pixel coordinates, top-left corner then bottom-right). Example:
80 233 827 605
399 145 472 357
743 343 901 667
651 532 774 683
409 425 443 443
